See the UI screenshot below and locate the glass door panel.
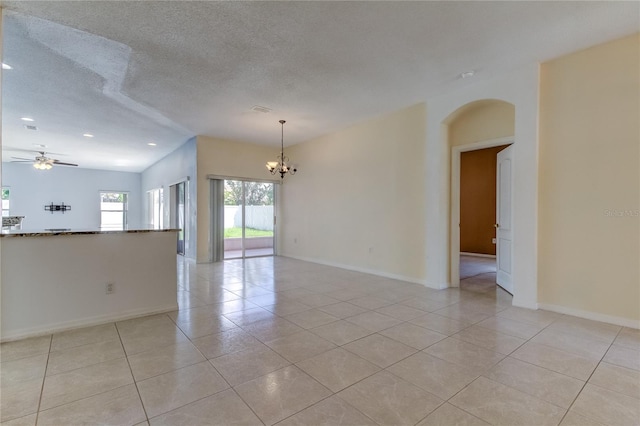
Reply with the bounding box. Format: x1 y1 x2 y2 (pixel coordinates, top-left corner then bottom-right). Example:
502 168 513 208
244 182 274 258
223 180 274 259
223 180 243 259
169 181 189 255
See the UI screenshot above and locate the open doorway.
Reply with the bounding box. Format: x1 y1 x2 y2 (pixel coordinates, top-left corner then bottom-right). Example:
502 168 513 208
446 99 516 297
459 144 510 293
451 138 513 295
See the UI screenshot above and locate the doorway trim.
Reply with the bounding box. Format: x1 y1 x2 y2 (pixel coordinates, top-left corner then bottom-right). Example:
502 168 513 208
450 136 513 287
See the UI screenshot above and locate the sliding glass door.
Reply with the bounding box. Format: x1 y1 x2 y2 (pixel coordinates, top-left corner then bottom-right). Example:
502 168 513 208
223 180 274 259
170 181 187 256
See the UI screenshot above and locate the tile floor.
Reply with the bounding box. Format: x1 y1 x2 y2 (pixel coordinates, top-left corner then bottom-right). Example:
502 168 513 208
1 256 639 425
459 254 496 280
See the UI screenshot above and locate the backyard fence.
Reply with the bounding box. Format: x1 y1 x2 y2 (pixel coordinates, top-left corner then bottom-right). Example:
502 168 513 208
224 206 274 231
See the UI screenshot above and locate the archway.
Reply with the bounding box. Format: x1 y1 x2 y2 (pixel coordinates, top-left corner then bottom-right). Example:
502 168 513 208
423 65 540 310
445 100 515 294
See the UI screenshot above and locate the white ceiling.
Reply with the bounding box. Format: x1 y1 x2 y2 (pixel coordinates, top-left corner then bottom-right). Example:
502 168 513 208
1 1 638 172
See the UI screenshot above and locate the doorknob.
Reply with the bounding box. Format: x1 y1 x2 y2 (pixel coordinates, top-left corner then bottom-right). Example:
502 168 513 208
494 223 499 228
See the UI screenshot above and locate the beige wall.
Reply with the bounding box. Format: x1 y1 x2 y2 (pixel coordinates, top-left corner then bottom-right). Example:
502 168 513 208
196 136 278 262
449 100 515 147
538 33 640 322
189 34 639 325
279 103 427 282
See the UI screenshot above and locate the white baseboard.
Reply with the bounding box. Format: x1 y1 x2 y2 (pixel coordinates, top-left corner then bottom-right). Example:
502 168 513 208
282 254 428 286
460 252 496 258
512 297 539 311
1 304 179 342
538 303 639 329
425 281 451 290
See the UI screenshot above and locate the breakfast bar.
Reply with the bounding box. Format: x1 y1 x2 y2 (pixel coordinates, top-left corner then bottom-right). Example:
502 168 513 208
1 228 179 341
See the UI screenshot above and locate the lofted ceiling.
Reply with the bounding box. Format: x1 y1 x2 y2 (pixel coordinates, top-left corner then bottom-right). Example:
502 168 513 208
1 1 638 172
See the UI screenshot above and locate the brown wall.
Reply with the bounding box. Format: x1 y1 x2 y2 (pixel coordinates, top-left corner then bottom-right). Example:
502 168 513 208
460 145 509 255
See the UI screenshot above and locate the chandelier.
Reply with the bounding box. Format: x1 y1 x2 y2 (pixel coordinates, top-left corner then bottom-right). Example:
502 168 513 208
266 120 297 179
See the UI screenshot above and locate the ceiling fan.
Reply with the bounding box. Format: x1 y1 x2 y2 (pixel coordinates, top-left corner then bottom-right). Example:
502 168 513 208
11 151 78 170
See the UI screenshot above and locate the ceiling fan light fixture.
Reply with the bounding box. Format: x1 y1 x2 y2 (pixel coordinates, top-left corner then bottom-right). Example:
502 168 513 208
33 161 51 170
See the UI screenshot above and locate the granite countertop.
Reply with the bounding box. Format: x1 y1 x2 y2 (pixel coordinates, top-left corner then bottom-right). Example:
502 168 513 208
0 228 180 238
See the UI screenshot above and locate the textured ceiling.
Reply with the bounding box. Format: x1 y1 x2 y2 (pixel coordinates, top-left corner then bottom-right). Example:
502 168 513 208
1 1 638 172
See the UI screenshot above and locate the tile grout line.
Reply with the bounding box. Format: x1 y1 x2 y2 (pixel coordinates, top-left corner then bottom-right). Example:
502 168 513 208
115 321 151 425
33 334 52 426
464 311 599 419
165 305 267 425
211 285 390 426
37 337 125 379
556 326 627 425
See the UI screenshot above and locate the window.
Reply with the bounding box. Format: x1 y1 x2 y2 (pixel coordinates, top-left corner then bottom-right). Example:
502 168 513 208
100 192 128 230
2 188 10 217
147 188 164 229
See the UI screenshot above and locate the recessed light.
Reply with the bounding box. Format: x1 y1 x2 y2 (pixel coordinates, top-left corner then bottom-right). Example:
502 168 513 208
21 117 35 122
2 63 13 70
147 142 157 146
33 144 47 148
83 133 94 138
460 70 475 79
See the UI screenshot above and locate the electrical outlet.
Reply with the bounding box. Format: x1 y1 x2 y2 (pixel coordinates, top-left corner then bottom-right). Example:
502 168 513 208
105 283 115 294
492 238 497 244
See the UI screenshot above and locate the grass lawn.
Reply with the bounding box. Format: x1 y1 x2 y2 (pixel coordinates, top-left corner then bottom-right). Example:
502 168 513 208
224 227 274 238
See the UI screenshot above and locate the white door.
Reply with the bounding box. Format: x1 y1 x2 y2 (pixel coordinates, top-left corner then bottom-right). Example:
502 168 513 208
496 145 513 293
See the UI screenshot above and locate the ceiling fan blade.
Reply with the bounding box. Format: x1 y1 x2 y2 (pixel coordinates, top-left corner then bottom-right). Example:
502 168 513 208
4 147 41 154
3 147 67 156
52 160 78 167
11 157 34 161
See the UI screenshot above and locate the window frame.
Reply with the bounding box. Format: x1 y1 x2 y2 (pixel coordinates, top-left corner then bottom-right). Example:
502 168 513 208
147 188 164 230
99 191 129 231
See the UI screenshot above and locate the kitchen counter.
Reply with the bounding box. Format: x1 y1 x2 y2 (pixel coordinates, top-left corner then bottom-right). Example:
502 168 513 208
1 228 179 341
0 228 179 237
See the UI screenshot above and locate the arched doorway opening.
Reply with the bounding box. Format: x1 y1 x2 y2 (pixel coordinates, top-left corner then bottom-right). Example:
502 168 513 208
424 65 539 310
444 100 516 296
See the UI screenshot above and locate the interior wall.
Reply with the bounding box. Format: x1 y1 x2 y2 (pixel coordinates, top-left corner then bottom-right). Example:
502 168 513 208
280 103 427 282
449 101 515 147
538 33 640 324
459 145 509 255
195 136 277 262
141 137 197 259
2 162 142 230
